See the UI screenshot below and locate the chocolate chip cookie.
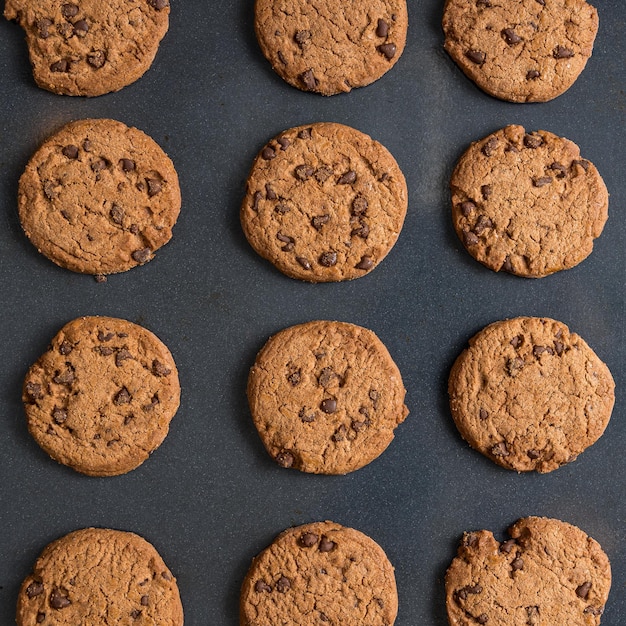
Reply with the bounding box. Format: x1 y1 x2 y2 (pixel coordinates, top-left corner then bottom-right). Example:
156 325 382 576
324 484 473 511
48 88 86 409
448 317 614 473
18 118 180 276
248 320 408 474
442 0 599 102
23 316 180 476
451 125 608 277
4 0 170 96
240 521 398 626
17 528 183 626
241 123 408 282
254 0 407 95
445 517 611 625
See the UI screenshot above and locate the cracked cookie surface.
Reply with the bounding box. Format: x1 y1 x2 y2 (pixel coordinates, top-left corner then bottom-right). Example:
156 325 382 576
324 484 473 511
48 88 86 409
247 321 408 474
240 521 397 626
17 528 183 626
254 0 407 95
23 316 180 476
241 123 407 282
448 317 614 473
445 517 611 626
450 125 608 277
442 0 598 102
18 118 180 276
4 0 170 96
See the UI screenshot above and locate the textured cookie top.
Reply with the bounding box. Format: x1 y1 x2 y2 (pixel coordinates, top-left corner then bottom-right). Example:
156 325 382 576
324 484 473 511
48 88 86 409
4 0 170 96
248 321 408 474
18 118 180 275
23 316 180 476
442 0 598 102
241 123 408 282
240 521 398 626
254 0 407 95
445 517 611 626
17 528 183 626
448 317 614 473
451 125 608 277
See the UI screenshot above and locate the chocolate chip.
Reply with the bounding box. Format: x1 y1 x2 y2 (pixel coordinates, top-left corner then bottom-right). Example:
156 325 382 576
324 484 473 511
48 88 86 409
527 449 540 459
511 557 524 571
298 128 312 140
91 158 108 174
319 537 336 552
61 3 79 18
98 331 114 342
312 166 333 183
115 349 133 367
491 442 509 457
73 19 88 35
533 345 554 358
275 450 294 468
119 158 135 172
299 407 315 423
145 178 161 197
299 69 318 90
26 581 44 598
43 180 58 200
376 18 389 38
338 170 357 185
254 580 272 593
377 43 396 59
584 606 603 616
114 387 132 405
332 424 347 442
477 615 488 624
295 164 314 181
108 204 124 225
352 195 368 215
276 232 295 252
49 589 71 609
554 340 564 355
463 532 479 548
481 185 492 200
130 609 142 619
502 28 521 45
501 255 513 273
473 215 493 235
510 335 523 348
351 220 369 239
61 145 81 161
526 69 541 80
506 357 524 376
523 133 543 149
320 398 337 413
319 251 337 267
476 0 492 6
59 340 73 355
351 419 368 432
572 159 590 171
36 18 53 38
479 408 489 420
276 137 290 151
554 45 574 59
276 576 291 593
261 146 275 160
36 613 45 623
320 613 329 622
50 59 70 73
312 215 330 231
87 51 106 68
161 571 172 581
482 137 498 157
460 201 476 216
547 162 567 178
465 50 486 64
132 248 151 263
463 230 479 246
355 256 374 271
500 539 516 554
296 256 311 270
318 367 335 388
299 532 319 547
535 0 545 4
99 346 114 356
53 368 74 385
140 595 149 606
52 408 68 424
287 368 301 386
533 176 552 188
148 0 168 9
151 360 171 377
455 584 483 602
262 184 276 201
294 30 311 45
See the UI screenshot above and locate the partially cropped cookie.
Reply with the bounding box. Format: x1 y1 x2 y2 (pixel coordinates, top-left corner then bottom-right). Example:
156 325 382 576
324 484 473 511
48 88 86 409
442 0 599 102
445 517 611 625
240 521 397 626
255 0 407 95
23 316 180 476
241 123 407 282
248 321 408 474
17 528 183 625
18 118 180 276
4 0 170 96
451 125 608 277
448 317 614 473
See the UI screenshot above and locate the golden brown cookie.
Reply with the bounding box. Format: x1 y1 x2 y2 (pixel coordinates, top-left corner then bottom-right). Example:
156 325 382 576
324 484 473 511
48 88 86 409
241 123 408 282
442 0 599 102
4 0 170 96
18 118 180 276
254 0 408 95
448 317 614 473
445 517 611 625
450 125 608 277
23 316 180 476
17 528 183 626
248 320 408 474
240 521 398 626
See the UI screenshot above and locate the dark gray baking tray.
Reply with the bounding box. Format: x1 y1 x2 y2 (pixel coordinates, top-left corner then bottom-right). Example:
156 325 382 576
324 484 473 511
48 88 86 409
0 1 624 624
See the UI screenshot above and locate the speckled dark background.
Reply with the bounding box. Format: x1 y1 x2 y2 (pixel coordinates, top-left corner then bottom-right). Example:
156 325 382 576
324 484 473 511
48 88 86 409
0 1 624 624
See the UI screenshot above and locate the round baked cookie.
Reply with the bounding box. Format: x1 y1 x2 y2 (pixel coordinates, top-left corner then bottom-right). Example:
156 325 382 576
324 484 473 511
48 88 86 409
4 0 170 96
254 0 407 95
442 0 599 102
248 321 408 474
240 521 398 626
448 317 614 473
451 125 608 277
23 316 180 476
17 528 183 626
18 118 180 276
241 123 408 282
445 517 611 625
